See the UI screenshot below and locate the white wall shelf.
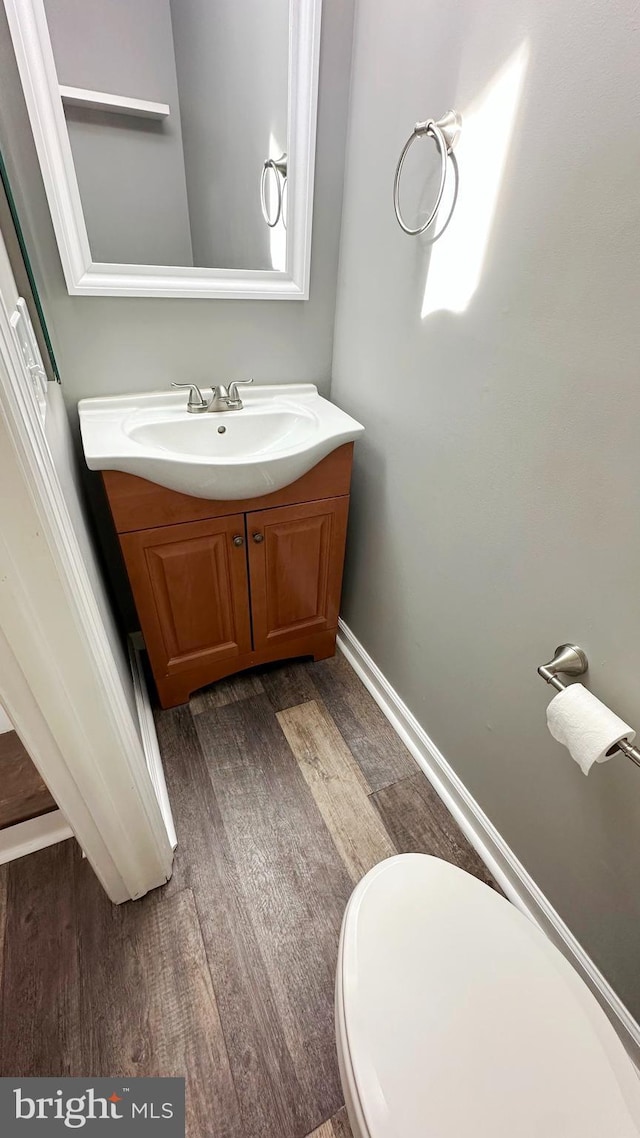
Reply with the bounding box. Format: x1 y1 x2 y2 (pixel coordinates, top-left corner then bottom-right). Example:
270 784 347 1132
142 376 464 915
59 85 170 120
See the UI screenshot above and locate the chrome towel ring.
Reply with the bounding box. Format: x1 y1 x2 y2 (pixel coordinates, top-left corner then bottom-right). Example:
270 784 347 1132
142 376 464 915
260 153 287 228
393 110 461 236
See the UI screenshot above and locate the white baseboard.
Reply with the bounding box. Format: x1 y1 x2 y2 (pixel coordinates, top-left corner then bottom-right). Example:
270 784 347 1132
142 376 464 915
337 618 640 1060
129 635 177 850
0 809 73 864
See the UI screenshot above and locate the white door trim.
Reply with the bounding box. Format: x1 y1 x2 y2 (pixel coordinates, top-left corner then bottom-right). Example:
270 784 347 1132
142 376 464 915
337 618 640 1060
0 228 173 901
0 810 73 865
129 634 177 851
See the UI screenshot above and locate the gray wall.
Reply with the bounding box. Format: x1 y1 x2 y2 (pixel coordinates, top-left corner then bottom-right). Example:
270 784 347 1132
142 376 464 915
44 0 193 267
170 0 289 270
332 0 640 1015
0 0 353 409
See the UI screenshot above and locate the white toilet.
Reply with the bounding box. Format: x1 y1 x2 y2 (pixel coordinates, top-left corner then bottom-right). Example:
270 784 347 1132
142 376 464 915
336 855 640 1137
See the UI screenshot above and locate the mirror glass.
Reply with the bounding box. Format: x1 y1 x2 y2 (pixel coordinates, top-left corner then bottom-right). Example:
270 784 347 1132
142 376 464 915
42 0 290 271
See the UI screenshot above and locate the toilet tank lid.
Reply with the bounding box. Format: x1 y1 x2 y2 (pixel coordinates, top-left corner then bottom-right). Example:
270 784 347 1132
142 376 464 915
339 855 640 1138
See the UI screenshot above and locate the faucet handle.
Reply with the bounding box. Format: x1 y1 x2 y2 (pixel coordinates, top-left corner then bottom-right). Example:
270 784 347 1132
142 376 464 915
171 381 209 411
228 377 254 403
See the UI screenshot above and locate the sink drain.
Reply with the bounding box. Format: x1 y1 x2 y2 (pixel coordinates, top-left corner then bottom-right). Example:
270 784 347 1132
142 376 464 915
217 425 226 434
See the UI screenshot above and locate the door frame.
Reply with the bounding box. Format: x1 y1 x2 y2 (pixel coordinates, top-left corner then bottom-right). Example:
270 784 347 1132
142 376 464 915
0 228 173 901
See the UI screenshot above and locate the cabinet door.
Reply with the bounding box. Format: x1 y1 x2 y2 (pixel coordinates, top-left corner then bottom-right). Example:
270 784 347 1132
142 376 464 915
247 496 349 650
120 515 251 679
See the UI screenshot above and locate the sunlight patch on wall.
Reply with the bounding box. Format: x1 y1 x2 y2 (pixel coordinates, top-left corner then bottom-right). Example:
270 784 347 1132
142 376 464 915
268 132 287 272
421 42 529 319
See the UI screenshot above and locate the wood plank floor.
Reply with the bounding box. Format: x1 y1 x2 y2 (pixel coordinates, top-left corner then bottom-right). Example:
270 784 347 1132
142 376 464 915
0 730 57 829
0 651 499 1137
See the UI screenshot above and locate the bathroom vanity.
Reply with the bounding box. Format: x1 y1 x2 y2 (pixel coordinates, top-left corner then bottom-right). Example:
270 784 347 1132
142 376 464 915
102 447 352 707
80 385 364 708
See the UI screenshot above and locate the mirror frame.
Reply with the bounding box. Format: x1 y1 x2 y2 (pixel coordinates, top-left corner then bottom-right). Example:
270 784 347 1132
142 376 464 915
4 0 321 299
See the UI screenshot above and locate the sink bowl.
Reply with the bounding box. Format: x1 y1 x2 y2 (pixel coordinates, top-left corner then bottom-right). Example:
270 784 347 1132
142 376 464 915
78 384 364 500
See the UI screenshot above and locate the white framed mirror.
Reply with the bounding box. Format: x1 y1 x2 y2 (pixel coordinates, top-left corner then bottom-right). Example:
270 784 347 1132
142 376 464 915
4 0 321 299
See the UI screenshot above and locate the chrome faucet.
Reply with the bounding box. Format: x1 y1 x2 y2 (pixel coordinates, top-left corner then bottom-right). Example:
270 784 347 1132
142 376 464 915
171 378 253 413
210 379 254 411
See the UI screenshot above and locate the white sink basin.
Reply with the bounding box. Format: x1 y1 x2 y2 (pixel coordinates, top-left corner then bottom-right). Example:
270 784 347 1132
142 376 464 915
78 383 364 500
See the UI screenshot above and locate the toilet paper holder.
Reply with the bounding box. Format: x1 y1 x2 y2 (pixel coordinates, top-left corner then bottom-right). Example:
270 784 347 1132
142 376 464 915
538 645 640 768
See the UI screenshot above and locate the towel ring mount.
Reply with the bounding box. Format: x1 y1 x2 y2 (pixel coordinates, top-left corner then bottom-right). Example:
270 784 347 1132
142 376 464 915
393 110 461 236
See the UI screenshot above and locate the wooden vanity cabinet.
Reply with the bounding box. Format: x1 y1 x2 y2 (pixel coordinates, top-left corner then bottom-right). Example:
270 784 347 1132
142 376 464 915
103 444 353 708
120 514 253 682
247 496 349 651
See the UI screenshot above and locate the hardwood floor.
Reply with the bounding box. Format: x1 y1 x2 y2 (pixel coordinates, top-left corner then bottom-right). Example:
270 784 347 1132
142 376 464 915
0 651 499 1137
308 1107 352 1138
0 730 56 829
277 699 395 882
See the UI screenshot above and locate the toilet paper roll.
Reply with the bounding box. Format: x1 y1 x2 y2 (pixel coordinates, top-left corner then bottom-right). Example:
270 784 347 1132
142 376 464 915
546 683 635 776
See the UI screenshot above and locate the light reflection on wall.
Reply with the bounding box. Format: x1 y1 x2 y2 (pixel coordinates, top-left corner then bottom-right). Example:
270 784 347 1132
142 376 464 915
421 43 529 319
